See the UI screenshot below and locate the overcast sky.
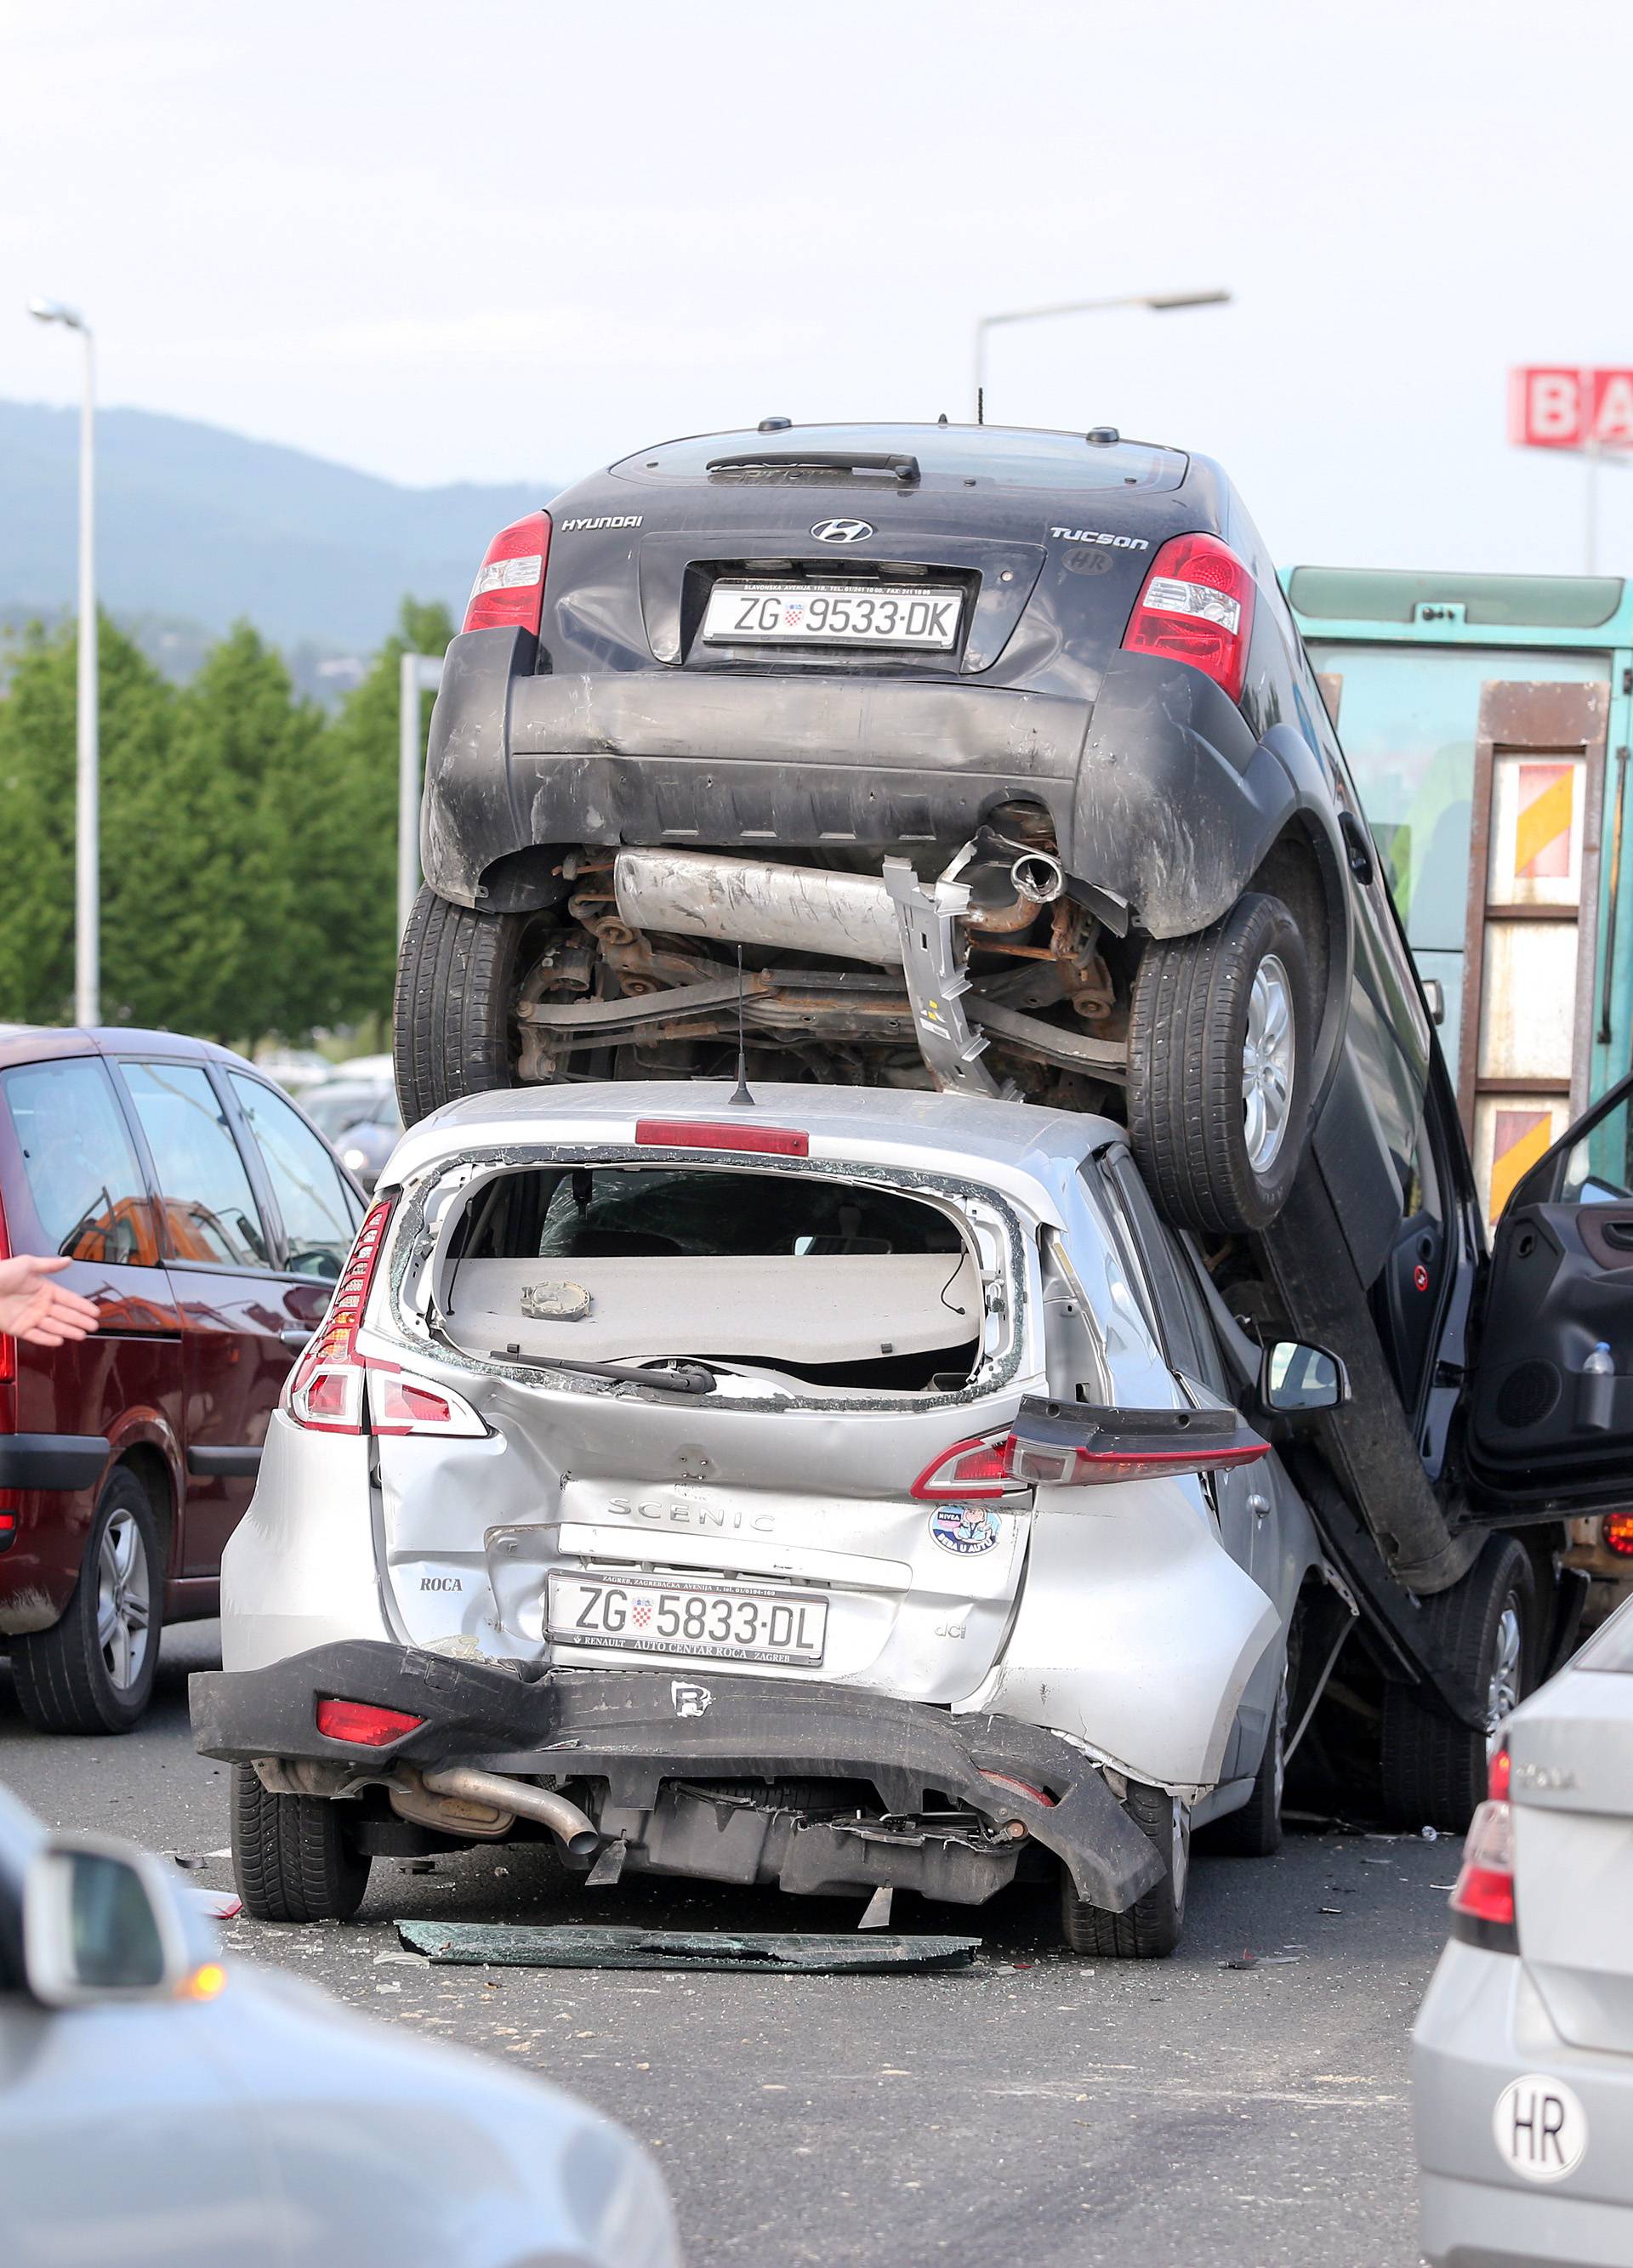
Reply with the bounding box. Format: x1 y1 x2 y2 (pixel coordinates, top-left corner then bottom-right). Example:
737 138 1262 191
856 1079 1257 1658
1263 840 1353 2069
5 0 1633 578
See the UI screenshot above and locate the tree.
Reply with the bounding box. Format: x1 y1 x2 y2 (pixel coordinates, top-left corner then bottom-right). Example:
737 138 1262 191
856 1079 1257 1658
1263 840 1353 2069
0 619 77 1021
0 616 174 1026
321 596 453 1030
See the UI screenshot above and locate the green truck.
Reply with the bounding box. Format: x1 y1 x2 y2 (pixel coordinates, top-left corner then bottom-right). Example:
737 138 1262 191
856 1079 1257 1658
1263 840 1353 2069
1287 563 1633 1615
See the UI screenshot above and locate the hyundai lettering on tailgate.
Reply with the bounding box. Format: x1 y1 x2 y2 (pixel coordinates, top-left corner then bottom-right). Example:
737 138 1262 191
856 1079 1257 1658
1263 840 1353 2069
702 582 961 649
547 1570 828 1666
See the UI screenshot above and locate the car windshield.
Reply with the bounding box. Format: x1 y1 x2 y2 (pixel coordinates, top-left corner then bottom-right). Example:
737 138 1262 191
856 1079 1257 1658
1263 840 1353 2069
428 1162 987 1394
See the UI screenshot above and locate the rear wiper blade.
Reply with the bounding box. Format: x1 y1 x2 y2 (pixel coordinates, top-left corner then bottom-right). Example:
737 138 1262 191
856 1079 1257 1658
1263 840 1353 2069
705 449 920 484
489 1348 716 1396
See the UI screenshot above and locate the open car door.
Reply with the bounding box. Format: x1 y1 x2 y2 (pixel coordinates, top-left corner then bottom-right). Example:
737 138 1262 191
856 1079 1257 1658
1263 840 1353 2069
1466 1069 1633 1513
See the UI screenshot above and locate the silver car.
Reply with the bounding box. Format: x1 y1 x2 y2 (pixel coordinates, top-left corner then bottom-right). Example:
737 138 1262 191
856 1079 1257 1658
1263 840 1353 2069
192 1083 1351 1958
1414 1596 1633 2266
0 1783 680 2268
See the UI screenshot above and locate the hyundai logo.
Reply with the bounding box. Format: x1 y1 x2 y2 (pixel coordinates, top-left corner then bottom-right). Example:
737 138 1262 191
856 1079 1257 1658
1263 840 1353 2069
811 518 873 544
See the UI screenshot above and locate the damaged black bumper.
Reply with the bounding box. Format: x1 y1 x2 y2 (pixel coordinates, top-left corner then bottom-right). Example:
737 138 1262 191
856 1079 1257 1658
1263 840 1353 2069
191 1641 1165 1913
422 626 1304 942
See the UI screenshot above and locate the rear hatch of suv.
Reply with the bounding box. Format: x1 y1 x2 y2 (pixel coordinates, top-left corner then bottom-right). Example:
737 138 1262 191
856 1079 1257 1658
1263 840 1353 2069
361 1119 1044 1706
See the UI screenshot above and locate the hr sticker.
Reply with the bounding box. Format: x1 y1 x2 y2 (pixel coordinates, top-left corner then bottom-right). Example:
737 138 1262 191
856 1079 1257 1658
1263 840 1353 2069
929 1504 1001 1556
1492 2074 1588 2182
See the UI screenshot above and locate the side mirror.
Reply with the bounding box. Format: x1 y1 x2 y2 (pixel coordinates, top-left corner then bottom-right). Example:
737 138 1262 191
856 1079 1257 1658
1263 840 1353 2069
1260 1339 1350 1414
1422 978 1446 1026
23 1835 198 2007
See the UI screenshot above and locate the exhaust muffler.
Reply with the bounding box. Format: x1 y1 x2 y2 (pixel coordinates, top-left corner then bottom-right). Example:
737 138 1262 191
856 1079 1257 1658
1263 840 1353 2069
614 847 905 967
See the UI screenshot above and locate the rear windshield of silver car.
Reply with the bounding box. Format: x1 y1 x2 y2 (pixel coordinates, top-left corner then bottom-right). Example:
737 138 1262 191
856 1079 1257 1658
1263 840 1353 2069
611 424 1187 493
412 1159 1006 1398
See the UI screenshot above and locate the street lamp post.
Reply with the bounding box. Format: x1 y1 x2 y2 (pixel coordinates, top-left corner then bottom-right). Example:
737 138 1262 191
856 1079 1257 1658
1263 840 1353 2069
973 288 1232 420
27 299 99 1027
398 651 445 938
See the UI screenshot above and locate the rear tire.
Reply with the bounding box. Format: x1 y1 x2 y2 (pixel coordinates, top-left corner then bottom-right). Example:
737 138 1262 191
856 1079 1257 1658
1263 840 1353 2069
11 1469 162 1736
231 1764 373 1923
1128 891 1312 1235
394 884 542 1125
1061 1781 1188 1958
1380 1534 1535 1833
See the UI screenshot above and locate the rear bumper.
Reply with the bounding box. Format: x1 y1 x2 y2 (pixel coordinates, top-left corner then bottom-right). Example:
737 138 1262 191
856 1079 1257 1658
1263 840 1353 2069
1414 1938 1633 2265
190 1639 1166 1912
423 628 1299 941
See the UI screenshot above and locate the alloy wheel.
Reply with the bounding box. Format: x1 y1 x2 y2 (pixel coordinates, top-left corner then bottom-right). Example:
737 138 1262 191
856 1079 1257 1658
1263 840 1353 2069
1243 952 1295 1173
97 1506 152 1694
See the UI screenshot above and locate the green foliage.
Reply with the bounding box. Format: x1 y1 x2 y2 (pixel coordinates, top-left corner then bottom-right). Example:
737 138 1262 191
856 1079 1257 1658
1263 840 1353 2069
0 598 452 1044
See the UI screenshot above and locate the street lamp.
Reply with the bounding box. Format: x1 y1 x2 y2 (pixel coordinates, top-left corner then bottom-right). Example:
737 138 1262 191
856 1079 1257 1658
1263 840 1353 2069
973 288 1232 420
27 298 98 1027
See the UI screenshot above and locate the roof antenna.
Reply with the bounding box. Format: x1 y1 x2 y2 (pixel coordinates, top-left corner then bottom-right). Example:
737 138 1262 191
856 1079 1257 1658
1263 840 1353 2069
730 941 755 1107
976 384 984 427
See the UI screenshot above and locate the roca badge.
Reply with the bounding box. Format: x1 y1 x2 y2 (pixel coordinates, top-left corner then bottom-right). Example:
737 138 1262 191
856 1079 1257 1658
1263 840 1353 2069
929 1504 1001 1556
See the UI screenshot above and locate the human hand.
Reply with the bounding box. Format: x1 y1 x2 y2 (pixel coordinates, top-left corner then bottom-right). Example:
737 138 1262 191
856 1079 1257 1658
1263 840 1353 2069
0 1255 102 1345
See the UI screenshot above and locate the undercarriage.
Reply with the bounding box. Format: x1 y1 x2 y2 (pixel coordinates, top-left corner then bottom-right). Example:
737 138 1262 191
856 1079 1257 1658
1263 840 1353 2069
512 804 1134 1114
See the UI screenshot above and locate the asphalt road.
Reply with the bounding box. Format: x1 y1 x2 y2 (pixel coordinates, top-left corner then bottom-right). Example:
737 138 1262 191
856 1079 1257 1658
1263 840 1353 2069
1 1621 1450 2268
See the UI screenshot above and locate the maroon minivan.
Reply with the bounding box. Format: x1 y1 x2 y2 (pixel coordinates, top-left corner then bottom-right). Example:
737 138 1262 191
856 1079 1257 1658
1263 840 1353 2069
0 1028 365 1734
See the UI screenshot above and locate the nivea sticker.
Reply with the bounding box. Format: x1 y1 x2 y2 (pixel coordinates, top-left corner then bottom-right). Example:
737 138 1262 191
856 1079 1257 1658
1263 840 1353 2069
929 1503 1001 1556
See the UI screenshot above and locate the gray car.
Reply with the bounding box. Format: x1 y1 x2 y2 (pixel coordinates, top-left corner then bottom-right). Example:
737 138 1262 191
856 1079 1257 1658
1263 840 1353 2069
1414 1596 1633 2266
192 1082 1354 1958
0 1783 680 2268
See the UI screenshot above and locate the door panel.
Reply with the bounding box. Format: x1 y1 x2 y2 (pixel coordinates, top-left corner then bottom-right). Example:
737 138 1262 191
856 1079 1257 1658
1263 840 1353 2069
115 1060 291 1579
1467 1069 1633 1509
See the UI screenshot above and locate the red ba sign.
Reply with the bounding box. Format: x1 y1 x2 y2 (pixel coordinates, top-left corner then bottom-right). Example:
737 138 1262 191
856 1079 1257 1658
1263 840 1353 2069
1510 367 1633 450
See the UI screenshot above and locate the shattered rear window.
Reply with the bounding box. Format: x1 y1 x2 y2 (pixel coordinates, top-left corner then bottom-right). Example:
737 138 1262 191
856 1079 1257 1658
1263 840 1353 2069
431 1162 987 1395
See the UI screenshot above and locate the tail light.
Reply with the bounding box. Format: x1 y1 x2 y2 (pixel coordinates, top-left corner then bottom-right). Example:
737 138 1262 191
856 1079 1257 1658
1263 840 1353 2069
634 1119 809 1157
316 1698 424 1747
911 1402 1269 1500
285 1197 395 1434
1448 1788 1517 1953
463 509 552 637
285 1198 486 1440
370 1373 486 1438
912 1435 1013 1501
1604 1512 1633 1557
1122 531 1256 703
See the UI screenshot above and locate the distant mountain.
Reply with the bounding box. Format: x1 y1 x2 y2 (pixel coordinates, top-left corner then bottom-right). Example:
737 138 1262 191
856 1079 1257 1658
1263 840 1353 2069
0 400 555 650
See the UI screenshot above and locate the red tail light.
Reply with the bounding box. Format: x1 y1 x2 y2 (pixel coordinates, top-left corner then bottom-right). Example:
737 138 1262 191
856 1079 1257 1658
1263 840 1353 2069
463 510 552 636
285 1199 395 1435
1122 531 1256 703
1604 1512 1633 1557
911 1435 1013 1501
370 1373 486 1438
913 1408 1269 1500
634 1119 809 1157
1449 1797 1517 1951
316 1698 424 1747
1004 1435 1268 1486
1488 1743 1512 1802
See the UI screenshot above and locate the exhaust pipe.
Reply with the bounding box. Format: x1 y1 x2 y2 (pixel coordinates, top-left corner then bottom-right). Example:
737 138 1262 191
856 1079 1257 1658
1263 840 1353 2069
420 1764 600 1859
615 847 905 968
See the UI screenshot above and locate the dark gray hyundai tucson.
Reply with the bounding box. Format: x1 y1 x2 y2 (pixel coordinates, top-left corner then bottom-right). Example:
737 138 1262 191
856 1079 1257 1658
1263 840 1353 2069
395 418 1431 1261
